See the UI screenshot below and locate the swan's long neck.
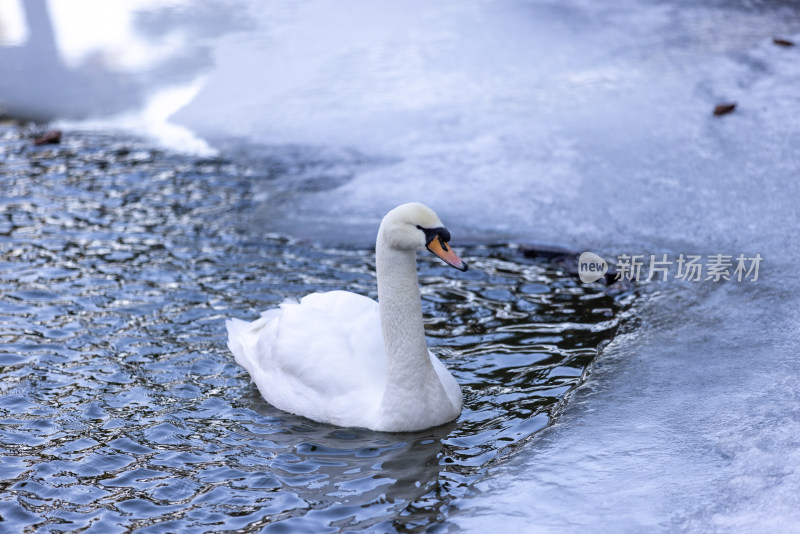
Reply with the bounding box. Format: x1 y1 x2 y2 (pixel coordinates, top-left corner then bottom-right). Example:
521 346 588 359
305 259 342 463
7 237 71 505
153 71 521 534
375 229 434 393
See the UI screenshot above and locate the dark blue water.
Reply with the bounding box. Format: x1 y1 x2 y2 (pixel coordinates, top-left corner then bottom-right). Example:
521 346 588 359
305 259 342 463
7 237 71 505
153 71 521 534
0 126 628 532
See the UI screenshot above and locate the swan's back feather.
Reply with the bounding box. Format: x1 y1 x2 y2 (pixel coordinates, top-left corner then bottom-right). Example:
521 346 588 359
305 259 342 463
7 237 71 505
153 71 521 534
227 291 386 427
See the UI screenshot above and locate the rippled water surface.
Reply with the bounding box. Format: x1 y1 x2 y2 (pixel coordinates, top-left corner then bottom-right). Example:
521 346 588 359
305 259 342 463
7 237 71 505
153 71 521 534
0 127 629 532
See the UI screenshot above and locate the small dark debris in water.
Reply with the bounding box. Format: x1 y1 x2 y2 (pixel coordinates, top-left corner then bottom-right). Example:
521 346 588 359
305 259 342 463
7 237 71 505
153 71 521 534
33 130 62 146
520 244 575 262
520 244 618 285
773 37 795 47
713 102 737 116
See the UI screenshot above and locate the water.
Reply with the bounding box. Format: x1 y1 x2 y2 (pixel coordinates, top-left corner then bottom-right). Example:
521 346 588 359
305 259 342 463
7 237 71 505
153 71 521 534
0 128 627 531
3 0 800 531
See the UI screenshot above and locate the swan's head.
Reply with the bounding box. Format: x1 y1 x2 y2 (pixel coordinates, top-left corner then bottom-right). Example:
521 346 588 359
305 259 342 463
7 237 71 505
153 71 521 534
380 202 468 272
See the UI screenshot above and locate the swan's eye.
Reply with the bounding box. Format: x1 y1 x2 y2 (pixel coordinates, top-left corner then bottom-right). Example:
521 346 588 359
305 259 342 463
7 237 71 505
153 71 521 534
416 225 451 245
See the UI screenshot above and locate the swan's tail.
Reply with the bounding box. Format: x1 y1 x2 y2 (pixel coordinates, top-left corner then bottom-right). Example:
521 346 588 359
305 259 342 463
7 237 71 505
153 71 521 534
225 317 251 367
225 311 279 378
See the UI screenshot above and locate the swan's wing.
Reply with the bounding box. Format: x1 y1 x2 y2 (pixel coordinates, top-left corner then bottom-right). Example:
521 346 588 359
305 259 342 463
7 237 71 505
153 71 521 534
228 291 387 427
430 352 463 414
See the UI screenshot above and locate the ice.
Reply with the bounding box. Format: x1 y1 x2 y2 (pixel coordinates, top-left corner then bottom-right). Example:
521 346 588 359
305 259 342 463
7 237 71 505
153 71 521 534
458 278 800 532
166 0 800 251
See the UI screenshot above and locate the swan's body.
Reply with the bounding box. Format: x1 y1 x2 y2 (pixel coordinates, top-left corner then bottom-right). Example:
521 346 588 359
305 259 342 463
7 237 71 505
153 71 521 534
226 203 468 432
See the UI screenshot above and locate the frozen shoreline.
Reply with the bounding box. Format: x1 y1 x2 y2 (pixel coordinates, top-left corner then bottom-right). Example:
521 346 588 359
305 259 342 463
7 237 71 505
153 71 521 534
457 270 800 531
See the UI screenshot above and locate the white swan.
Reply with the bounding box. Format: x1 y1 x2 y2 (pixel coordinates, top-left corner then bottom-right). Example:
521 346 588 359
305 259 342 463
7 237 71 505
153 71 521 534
226 202 468 432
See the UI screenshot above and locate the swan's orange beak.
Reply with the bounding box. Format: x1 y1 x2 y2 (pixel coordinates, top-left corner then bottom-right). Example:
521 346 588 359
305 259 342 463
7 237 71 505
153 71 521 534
427 236 468 272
